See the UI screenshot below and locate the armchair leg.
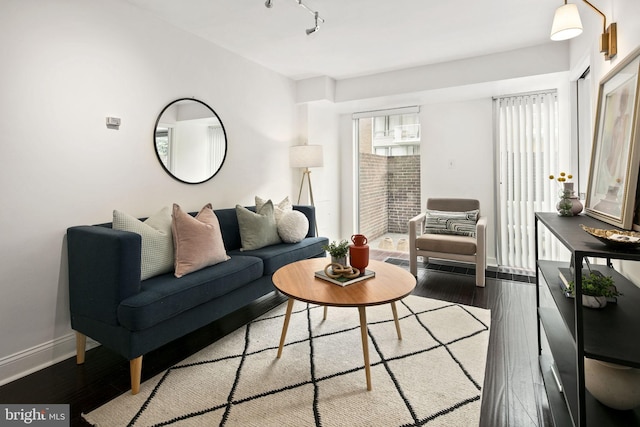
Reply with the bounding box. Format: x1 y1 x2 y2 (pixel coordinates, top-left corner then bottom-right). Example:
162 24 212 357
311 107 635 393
130 356 143 395
75 332 86 365
476 266 486 287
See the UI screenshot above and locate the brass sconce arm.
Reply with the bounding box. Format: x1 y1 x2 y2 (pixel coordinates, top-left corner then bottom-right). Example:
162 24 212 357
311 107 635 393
582 0 617 59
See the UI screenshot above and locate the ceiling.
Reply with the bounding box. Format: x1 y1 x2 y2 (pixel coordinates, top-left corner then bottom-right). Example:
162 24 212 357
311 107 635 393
126 0 561 81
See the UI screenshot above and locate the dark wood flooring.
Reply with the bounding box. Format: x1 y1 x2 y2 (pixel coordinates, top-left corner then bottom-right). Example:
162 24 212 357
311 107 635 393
0 252 553 427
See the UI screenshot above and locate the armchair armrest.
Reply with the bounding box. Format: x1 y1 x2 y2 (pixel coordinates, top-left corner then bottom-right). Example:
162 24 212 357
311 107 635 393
475 215 487 260
67 226 142 327
409 212 426 246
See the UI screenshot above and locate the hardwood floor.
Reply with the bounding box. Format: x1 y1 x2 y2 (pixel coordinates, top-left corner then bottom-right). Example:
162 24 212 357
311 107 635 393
0 252 553 426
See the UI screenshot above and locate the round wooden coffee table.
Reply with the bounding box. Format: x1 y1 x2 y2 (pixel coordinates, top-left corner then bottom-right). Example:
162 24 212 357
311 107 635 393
272 257 416 390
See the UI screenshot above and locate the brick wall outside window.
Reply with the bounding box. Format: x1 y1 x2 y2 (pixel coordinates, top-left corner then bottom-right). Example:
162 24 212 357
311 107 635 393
388 155 421 233
358 153 421 240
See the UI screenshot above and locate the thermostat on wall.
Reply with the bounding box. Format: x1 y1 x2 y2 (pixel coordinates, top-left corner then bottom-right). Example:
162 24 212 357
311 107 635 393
106 117 121 127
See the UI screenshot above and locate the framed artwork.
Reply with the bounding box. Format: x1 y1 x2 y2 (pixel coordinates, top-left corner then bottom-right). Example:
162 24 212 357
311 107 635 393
585 47 640 230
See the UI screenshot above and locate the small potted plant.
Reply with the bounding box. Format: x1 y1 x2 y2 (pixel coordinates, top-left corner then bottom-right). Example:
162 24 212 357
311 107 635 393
567 272 621 308
322 239 350 266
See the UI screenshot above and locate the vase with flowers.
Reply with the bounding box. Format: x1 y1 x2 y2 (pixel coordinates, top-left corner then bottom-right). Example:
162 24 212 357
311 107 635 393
550 172 583 216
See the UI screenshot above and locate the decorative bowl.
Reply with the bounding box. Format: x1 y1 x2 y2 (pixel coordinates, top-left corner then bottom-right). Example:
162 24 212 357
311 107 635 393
580 224 640 248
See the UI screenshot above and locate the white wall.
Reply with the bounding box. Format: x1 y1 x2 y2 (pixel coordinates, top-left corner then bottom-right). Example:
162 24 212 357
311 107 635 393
335 43 569 103
0 0 298 384
420 99 496 264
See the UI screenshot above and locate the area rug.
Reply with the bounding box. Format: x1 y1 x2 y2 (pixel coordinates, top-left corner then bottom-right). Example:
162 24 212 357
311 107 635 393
84 295 490 426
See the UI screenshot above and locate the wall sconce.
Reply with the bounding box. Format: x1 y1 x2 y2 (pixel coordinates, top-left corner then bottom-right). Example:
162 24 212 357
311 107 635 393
550 0 617 60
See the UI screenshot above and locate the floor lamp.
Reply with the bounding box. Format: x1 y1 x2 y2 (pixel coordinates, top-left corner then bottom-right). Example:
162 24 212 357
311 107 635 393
290 144 323 235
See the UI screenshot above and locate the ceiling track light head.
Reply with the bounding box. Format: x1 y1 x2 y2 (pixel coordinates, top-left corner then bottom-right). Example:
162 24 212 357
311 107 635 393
265 0 273 8
306 11 320 35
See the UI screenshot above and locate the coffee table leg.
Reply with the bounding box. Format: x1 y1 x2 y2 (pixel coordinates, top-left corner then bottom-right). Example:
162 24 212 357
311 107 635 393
277 298 295 358
323 306 328 320
391 301 402 340
358 306 372 391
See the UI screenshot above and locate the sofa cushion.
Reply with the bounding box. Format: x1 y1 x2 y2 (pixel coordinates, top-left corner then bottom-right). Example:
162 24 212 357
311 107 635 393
255 196 292 223
416 233 477 255
228 236 327 275
118 255 264 331
236 201 281 250
277 210 309 243
215 205 317 251
172 203 230 278
113 207 174 280
424 209 479 237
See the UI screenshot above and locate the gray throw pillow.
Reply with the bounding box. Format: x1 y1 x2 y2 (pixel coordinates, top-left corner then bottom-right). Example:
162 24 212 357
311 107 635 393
424 209 479 237
236 200 282 250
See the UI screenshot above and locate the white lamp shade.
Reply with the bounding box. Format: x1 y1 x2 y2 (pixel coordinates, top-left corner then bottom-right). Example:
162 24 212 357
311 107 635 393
550 3 583 41
290 145 324 168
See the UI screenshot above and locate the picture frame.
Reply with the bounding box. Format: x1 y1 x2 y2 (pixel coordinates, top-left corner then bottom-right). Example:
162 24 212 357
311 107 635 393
585 47 640 230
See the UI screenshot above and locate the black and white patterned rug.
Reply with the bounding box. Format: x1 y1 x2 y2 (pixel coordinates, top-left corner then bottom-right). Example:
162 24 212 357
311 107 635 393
84 295 490 426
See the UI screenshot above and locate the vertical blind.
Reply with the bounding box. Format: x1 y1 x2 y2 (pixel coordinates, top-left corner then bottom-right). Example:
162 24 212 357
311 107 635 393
208 125 226 173
495 91 560 270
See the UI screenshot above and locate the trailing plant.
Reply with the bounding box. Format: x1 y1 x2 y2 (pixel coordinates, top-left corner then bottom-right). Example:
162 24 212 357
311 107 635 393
322 239 350 258
568 272 622 298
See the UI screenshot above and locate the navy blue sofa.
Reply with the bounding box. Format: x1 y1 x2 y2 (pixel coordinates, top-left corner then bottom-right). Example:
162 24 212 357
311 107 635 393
67 205 327 394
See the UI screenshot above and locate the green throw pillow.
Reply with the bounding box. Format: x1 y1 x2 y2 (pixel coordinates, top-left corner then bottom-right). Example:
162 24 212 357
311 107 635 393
236 200 282 250
113 207 174 280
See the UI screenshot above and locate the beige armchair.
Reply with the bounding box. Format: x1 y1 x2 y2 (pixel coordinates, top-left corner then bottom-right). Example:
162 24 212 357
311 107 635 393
408 198 487 287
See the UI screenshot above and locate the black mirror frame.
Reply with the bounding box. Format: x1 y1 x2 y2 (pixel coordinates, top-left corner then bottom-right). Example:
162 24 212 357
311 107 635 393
153 97 228 184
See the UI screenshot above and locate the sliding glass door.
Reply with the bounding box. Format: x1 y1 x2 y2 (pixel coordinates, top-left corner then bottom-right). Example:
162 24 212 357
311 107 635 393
352 107 421 250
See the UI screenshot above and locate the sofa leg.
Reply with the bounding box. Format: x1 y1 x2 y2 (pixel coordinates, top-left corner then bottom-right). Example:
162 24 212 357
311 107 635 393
130 356 143 395
75 332 86 365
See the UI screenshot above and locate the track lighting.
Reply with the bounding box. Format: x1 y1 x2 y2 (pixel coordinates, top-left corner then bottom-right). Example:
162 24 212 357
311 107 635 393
264 0 324 35
306 11 320 35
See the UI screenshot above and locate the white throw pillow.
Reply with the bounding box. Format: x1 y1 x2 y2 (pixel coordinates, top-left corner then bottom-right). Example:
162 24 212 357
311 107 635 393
255 195 292 224
424 209 479 237
277 210 309 243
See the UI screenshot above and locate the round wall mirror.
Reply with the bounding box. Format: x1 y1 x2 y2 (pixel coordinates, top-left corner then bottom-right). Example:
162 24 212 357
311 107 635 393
154 98 227 184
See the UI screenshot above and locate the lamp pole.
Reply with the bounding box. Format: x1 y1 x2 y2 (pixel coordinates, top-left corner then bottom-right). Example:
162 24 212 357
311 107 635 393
297 167 318 236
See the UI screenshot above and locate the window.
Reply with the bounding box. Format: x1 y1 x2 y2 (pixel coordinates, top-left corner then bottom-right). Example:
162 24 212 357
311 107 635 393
371 113 421 156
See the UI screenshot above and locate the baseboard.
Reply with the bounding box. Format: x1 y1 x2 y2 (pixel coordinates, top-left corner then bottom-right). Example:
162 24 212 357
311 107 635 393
0 333 99 387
